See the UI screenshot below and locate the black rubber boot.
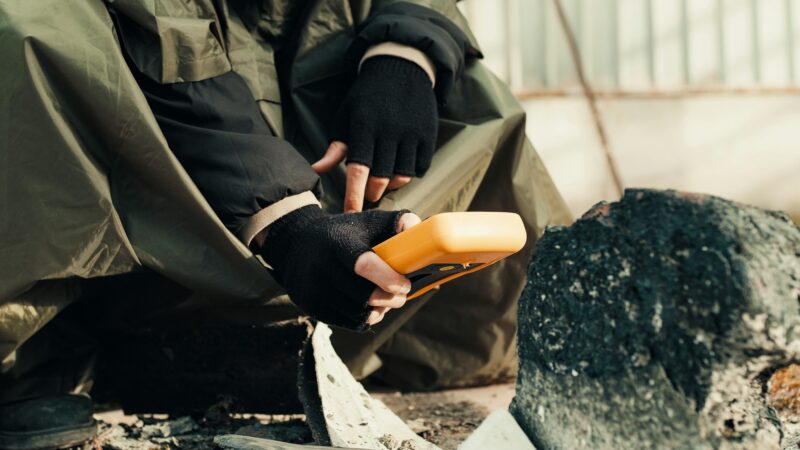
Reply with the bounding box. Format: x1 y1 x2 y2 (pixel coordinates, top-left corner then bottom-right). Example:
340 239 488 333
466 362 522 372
0 394 96 450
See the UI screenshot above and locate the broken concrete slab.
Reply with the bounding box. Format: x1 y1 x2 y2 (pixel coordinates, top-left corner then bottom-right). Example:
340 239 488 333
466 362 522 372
510 189 800 450
299 323 439 450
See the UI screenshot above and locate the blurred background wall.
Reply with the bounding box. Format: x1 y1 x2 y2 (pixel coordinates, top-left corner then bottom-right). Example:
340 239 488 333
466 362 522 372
460 0 800 221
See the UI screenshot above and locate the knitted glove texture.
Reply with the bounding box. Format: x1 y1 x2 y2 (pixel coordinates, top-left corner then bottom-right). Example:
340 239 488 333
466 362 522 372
259 205 408 330
332 56 438 178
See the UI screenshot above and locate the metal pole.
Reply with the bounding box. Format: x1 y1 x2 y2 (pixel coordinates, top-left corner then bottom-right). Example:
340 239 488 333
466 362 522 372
552 0 625 197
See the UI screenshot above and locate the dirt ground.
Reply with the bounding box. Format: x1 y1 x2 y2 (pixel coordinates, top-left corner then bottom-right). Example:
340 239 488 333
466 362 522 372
91 384 515 450
371 383 515 449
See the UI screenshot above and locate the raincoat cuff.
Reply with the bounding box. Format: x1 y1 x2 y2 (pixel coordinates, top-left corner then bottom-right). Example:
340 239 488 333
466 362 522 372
239 191 321 247
359 42 436 88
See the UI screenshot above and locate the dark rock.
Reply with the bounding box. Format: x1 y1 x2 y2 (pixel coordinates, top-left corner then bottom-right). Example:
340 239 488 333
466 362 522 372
510 189 800 449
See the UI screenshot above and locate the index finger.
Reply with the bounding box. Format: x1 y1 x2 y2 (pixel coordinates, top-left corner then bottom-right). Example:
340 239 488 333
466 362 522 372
345 163 370 213
311 141 347 174
354 251 411 295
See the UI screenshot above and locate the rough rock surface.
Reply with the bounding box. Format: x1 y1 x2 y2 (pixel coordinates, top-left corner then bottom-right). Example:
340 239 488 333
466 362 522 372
510 189 800 450
770 364 800 449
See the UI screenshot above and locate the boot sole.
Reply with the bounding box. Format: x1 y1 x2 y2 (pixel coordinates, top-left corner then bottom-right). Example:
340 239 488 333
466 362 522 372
0 422 96 450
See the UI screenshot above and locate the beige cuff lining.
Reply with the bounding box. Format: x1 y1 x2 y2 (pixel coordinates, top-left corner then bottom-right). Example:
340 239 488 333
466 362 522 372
239 191 321 247
359 42 437 88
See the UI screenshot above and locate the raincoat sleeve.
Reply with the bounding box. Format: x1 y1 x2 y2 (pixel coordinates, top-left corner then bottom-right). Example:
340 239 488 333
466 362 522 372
346 1 483 105
117 29 322 247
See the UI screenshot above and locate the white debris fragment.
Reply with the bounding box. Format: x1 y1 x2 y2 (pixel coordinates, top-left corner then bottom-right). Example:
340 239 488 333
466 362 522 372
458 410 536 450
309 323 439 450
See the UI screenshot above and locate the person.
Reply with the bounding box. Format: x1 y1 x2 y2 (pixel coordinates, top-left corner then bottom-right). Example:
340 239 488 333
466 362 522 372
0 1 572 448
115 2 449 331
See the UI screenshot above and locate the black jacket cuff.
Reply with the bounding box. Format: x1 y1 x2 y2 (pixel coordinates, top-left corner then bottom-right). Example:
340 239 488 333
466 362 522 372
347 2 482 106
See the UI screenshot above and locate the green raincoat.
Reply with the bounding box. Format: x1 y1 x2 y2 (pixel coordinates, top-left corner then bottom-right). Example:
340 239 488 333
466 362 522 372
0 0 571 394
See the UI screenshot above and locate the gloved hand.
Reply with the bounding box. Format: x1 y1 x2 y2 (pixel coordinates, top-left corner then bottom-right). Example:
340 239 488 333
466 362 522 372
257 205 419 330
313 56 438 212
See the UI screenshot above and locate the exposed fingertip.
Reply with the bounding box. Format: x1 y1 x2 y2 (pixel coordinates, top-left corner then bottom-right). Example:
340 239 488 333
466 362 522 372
388 175 412 190
393 294 408 308
396 281 412 295
367 309 381 324
312 142 347 173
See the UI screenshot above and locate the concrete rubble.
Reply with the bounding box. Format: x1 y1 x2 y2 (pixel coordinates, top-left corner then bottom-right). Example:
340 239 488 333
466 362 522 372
96 415 313 450
510 189 800 450
95 188 800 449
296 324 438 450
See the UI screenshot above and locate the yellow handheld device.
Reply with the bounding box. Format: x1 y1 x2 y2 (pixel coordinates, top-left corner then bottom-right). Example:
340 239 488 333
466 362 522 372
373 212 527 300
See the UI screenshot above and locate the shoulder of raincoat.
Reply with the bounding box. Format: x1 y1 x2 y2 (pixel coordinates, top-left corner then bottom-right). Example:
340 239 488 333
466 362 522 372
106 0 232 84
105 0 478 213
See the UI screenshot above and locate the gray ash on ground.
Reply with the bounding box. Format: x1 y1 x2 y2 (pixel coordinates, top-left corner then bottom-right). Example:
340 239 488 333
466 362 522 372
94 414 312 450
91 389 492 450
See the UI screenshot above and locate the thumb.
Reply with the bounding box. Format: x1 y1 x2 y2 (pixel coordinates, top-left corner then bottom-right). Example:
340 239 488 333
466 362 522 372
312 141 347 174
396 212 421 233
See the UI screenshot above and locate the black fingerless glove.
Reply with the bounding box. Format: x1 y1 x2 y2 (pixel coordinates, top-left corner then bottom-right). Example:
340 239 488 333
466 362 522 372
258 205 408 331
331 56 438 178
